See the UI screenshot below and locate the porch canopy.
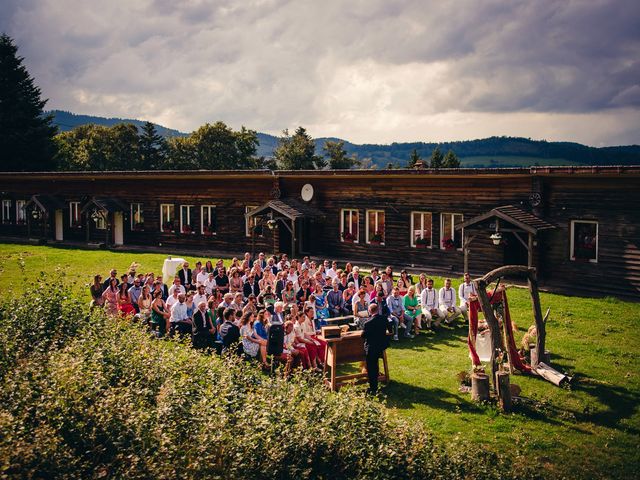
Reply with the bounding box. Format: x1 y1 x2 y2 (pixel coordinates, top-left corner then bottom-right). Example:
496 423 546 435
245 198 325 257
80 197 128 215
455 204 556 270
25 194 65 214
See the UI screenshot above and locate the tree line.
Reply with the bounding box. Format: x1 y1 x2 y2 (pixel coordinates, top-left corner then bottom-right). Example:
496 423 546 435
1 33 459 172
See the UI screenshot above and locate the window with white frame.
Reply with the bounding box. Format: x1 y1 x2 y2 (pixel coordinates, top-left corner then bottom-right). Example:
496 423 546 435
180 205 195 233
131 203 144 230
245 205 258 237
366 210 385 245
340 209 359 243
411 211 432 248
440 213 463 250
69 202 81 227
94 210 107 230
1 200 11 223
201 205 217 234
160 204 175 232
16 200 26 225
570 220 598 263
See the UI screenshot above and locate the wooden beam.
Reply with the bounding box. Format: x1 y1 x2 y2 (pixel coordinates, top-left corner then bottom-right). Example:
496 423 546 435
528 233 534 268
463 234 476 274
512 231 529 250
474 278 502 393
291 219 296 258
528 269 546 369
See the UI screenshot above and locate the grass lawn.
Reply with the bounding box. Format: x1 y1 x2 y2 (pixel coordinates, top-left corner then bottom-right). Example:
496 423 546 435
0 243 638 479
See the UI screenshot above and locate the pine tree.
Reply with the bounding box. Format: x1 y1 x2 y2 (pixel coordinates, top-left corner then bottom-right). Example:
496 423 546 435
0 34 58 171
138 121 167 170
324 140 358 169
408 148 421 168
442 149 461 168
429 146 444 169
274 127 325 170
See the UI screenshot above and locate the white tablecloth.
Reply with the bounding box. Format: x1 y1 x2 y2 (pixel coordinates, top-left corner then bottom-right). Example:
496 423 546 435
162 258 186 283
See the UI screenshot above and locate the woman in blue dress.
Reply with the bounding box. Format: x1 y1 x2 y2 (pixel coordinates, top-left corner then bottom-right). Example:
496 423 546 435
313 284 330 328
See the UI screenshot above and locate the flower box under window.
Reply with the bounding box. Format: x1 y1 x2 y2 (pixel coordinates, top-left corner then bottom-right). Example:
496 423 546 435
342 232 357 243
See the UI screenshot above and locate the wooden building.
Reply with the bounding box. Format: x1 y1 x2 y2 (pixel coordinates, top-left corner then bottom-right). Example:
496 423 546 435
0 166 638 299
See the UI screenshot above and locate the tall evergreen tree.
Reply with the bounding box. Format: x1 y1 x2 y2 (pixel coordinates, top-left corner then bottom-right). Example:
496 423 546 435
324 140 358 169
429 146 444 169
138 121 167 170
0 34 58 171
442 149 461 168
274 127 325 170
408 148 421 168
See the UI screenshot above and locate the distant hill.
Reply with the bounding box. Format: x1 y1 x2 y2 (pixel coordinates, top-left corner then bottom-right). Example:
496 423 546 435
49 110 640 167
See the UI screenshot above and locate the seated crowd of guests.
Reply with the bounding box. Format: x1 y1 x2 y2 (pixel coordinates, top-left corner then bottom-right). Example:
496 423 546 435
89 253 480 370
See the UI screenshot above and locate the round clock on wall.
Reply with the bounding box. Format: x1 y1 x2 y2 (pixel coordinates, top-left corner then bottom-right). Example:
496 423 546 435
301 183 314 202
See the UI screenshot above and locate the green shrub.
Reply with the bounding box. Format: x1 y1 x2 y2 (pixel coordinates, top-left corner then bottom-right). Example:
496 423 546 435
0 288 540 479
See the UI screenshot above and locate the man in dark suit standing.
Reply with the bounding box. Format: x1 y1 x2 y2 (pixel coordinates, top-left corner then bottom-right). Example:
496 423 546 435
362 303 392 394
178 261 193 291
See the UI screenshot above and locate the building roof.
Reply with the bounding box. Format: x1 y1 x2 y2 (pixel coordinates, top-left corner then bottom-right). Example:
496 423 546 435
456 205 556 234
246 198 325 221
0 165 639 182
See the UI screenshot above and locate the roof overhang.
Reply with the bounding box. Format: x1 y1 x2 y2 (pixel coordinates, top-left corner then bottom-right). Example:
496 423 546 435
456 205 556 235
25 194 65 212
81 197 128 214
245 198 325 221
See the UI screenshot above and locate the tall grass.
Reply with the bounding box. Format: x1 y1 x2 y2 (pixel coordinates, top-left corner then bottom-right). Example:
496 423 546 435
0 279 538 479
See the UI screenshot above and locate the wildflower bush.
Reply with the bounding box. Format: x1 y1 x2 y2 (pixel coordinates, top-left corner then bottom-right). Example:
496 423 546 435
0 281 538 479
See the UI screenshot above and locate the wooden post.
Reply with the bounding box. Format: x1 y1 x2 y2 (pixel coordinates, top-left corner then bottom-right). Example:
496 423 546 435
528 233 534 268
291 218 296 259
471 372 490 401
474 279 502 393
462 234 475 274
527 270 546 368
497 371 512 412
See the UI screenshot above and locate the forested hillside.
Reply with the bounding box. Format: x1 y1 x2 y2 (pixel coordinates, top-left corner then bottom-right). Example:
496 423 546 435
49 110 640 168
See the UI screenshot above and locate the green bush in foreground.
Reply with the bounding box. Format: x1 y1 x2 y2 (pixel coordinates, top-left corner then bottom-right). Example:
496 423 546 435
0 283 540 479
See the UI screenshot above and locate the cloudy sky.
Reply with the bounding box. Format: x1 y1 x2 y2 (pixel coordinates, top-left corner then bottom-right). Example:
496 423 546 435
2 0 639 146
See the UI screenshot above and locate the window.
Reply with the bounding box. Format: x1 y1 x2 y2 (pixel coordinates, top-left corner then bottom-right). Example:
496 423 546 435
340 209 359 243
440 213 463 250
131 203 144 231
245 205 258 237
160 204 175 232
570 220 598 263
1 200 11 223
180 205 195 234
94 210 107 230
69 202 81 227
411 211 432 248
366 210 385 245
201 205 217 234
16 200 26 225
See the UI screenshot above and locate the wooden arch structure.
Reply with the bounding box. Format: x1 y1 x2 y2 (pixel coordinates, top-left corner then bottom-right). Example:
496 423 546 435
473 265 546 391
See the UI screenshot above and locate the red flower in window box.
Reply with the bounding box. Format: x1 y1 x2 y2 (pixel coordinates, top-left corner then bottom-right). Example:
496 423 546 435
203 223 215 235
132 222 144 232
342 231 356 243
162 221 175 233
181 224 194 234
442 237 455 250
71 220 83 229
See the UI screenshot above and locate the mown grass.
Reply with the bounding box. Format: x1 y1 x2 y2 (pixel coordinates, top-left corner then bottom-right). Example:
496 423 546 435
0 243 638 479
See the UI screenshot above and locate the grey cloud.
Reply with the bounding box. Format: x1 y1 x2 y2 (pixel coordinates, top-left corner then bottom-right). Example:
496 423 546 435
0 0 638 145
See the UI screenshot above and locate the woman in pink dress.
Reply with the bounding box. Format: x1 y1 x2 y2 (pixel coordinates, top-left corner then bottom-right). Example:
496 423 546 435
101 278 119 315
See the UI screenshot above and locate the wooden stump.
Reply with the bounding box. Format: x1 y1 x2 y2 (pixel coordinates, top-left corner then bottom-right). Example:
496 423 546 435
471 372 490 402
497 371 512 412
530 347 551 366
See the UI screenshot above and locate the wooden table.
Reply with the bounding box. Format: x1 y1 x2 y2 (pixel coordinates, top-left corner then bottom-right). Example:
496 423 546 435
318 331 389 392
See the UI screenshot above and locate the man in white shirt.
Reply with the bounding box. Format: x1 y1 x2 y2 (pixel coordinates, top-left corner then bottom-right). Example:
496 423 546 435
439 278 462 324
286 266 299 291
169 293 191 337
272 301 285 324
325 260 338 281
165 289 179 311
196 268 209 287
420 278 444 328
458 272 478 321
193 284 208 310
168 276 186 296
204 272 217 295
